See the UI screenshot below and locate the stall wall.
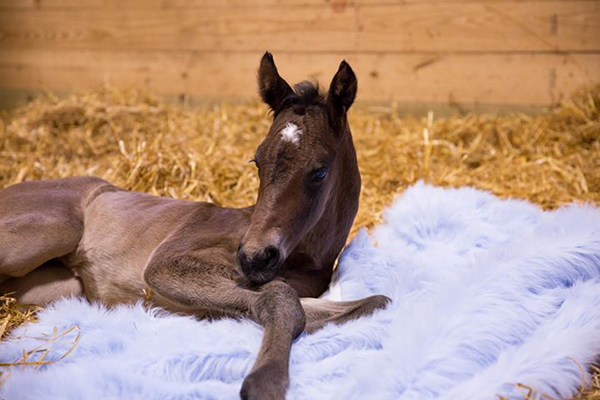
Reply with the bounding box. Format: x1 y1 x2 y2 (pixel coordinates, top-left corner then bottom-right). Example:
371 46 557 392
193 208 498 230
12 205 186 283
0 0 599 109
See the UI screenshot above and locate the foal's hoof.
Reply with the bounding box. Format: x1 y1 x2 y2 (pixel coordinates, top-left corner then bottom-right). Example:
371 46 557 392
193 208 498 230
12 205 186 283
349 294 391 320
240 361 288 400
366 294 392 312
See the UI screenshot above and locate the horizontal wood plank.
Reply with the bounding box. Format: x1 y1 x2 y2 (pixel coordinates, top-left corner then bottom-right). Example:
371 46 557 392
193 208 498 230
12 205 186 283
0 49 597 106
2 0 595 10
0 2 598 52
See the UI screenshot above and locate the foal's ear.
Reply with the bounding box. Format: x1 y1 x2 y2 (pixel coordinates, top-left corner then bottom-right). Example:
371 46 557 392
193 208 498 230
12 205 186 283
258 52 294 113
326 60 357 122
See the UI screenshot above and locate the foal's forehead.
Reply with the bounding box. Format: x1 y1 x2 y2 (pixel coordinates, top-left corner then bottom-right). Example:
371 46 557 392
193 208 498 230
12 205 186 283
279 122 303 146
271 107 329 145
257 107 333 170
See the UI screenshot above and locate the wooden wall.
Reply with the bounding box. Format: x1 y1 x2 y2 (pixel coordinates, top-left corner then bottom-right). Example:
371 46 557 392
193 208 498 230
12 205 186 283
0 0 599 110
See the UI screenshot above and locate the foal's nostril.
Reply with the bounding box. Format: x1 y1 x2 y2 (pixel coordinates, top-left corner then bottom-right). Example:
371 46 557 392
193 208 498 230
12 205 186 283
237 248 247 270
264 246 280 268
237 244 281 283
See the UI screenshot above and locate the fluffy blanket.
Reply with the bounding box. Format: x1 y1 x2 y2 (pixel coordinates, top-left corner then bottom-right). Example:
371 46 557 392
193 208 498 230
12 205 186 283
2 184 600 400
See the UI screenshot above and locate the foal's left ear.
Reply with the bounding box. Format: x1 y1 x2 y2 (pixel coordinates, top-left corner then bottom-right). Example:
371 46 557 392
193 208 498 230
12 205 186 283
258 52 294 113
326 60 357 124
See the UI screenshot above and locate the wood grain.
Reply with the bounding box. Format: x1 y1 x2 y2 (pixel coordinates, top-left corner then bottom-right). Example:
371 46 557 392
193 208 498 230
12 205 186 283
0 2 598 52
1 49 597 106
0 0 597 107
2 0 595 10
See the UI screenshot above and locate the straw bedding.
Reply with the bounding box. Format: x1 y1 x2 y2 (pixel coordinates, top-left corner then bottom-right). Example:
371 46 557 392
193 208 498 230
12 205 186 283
0 85 599 397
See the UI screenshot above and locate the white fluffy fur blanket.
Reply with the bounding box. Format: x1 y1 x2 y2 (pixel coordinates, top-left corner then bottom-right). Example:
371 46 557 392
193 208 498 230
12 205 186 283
2 184 600 400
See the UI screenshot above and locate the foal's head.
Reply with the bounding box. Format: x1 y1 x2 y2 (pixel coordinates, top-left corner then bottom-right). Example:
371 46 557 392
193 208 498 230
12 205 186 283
237 52 358 284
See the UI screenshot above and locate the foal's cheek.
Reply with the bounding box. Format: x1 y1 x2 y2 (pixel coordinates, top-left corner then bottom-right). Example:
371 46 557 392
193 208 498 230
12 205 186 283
305 179 332 217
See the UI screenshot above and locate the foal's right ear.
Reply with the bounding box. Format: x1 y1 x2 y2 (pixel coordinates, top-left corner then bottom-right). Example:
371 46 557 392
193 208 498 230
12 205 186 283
258 52 294 113
327 60 357 117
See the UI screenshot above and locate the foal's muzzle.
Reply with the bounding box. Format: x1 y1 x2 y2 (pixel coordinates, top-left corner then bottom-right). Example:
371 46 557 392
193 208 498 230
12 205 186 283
237 244 282 284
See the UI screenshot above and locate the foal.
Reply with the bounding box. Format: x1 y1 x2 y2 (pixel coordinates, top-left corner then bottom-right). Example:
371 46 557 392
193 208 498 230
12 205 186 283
0 53 389 399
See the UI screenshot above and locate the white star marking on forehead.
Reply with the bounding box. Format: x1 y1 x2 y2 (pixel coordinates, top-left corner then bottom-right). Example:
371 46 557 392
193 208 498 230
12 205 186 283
280 122 302 146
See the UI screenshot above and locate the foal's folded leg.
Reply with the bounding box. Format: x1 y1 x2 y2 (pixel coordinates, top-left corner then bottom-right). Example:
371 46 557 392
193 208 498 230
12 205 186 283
301 295 391 333
143 249 305 400
241 279 305 400
0 260 83 307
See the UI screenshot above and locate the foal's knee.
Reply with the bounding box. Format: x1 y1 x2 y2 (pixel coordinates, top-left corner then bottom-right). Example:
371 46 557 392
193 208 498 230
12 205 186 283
254 280 306 338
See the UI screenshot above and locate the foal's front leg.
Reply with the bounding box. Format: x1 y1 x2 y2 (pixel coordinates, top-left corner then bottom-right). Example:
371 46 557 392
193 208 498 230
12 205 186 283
241 279 305 400
143 249 305 400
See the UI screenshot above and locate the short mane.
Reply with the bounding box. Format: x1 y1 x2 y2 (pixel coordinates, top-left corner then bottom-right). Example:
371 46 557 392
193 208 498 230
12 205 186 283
278 80 325 115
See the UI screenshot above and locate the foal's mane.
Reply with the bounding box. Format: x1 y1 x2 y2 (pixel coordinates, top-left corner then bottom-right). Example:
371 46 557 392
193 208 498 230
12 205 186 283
278 80 325 116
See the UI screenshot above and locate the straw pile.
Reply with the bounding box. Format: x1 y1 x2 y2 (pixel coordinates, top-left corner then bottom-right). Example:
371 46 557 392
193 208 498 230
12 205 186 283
0 84 598 397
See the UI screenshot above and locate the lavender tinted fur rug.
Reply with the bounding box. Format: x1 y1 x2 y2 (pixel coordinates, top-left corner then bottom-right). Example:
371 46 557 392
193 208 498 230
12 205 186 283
2 183 600 399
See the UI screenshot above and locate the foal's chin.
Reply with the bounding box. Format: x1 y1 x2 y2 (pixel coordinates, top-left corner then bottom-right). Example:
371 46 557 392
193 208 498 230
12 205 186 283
244 266 283 286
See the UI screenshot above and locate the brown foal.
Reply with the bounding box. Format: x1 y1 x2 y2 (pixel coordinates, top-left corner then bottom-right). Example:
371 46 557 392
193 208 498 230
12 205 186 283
0 53 389 400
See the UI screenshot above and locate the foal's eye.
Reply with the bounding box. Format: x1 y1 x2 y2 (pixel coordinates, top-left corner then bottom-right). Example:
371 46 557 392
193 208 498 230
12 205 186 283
311 167 329 182
249 159 259 169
